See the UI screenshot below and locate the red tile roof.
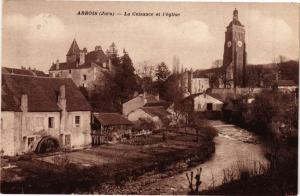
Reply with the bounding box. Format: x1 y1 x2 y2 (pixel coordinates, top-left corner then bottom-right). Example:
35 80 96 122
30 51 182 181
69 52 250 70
94 113 133 126
2 74 92 112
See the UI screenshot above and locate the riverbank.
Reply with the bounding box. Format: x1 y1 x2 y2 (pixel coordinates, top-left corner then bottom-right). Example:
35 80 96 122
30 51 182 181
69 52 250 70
1 129 215 194
128 120 269 195
200 132 298 195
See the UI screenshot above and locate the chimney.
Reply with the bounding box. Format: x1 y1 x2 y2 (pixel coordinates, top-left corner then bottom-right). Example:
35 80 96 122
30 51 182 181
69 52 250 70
21 94 28 112
58 85 66 111
79 51 85 65
56 59 59 70
108 58 112 70
83 47 87 54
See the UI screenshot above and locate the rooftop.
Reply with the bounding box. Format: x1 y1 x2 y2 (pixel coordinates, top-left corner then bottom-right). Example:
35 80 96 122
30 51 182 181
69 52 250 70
2 74 92 112
94 113 133 126
2 67 48 77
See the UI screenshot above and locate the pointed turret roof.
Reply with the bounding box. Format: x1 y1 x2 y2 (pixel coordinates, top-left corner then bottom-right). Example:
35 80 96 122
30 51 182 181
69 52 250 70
67 39 80 56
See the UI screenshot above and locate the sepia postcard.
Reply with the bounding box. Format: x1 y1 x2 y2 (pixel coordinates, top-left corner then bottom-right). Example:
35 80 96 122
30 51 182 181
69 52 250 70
1 0 299 195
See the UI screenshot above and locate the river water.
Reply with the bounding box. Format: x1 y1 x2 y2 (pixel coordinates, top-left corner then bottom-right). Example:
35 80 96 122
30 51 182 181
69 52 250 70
140 120 269 194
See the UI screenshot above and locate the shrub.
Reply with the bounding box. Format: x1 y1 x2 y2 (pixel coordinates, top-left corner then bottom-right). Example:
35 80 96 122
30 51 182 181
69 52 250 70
199 126 218 141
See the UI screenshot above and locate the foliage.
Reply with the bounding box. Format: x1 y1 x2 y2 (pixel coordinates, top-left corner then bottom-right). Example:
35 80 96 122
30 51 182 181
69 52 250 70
246 58 299 87
222 89 298 139
132 118 155 131
87 45 141 112
155 62 171 82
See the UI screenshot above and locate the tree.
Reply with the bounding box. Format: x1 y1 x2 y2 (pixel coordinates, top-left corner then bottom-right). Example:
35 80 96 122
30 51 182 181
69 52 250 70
88 44 141 112
116 50 141 102
141 76 155 94
155 62 171 82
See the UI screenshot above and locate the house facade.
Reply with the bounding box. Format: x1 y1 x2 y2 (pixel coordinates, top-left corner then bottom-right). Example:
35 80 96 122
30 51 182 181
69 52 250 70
49 39 126 92
1 74 92 156
180 70 210 97
183 93 224 112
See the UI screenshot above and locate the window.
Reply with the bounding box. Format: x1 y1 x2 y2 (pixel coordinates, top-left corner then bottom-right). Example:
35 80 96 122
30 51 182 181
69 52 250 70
83 75 87 81
36 117 44 128
207 103 213 111
65 134 71 146
48 117 55 128
75 116 80 127
69 69 72 74
28 137 35 147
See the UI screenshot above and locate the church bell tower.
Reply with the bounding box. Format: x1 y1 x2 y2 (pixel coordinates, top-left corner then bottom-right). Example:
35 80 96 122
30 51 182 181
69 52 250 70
223 9 247 88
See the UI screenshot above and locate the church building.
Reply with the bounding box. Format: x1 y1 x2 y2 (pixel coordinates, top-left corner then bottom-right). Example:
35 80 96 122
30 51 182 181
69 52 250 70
222 9 247 88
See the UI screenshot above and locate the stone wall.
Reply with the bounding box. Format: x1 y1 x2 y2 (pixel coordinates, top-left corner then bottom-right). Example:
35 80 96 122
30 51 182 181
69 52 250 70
49 64 109 92
1 110 92 156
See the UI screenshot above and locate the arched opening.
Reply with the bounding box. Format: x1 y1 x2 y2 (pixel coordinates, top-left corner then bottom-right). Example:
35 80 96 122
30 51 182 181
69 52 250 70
35 136 60 154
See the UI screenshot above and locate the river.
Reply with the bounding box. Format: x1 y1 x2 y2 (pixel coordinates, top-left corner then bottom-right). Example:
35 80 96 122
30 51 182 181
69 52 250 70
139 120 269 194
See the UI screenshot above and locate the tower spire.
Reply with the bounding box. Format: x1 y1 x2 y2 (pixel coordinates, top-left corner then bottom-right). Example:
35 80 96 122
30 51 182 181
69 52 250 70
233 8 238 20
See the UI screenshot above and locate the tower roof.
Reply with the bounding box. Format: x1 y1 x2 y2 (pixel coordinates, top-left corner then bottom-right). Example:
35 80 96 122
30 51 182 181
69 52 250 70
227 8 243 28
67 39 80 56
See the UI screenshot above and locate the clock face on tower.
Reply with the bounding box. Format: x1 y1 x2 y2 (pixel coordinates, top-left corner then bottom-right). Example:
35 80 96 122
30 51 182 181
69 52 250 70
227 41 232 48
237 40 243 47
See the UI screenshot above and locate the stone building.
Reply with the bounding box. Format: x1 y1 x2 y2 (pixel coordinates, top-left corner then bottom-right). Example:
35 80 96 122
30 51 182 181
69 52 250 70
180 69 210 97
49 39 122 92
222 9 247 88
1 74 92 156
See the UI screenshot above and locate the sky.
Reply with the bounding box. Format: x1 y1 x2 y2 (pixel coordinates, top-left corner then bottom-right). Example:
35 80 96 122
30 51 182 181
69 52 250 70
2 1 299 72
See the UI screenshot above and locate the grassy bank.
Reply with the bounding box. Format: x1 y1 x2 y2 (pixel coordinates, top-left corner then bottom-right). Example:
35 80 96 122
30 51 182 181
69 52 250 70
1 128 216 194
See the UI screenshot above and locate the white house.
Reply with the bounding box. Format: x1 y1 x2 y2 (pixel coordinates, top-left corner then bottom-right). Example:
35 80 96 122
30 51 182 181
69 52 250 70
127 107 171 129
191 77 210 95
1 74 92 156
184 92 224 112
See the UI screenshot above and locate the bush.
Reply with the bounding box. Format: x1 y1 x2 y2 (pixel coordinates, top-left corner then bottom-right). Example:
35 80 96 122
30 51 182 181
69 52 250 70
199 126 218 141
